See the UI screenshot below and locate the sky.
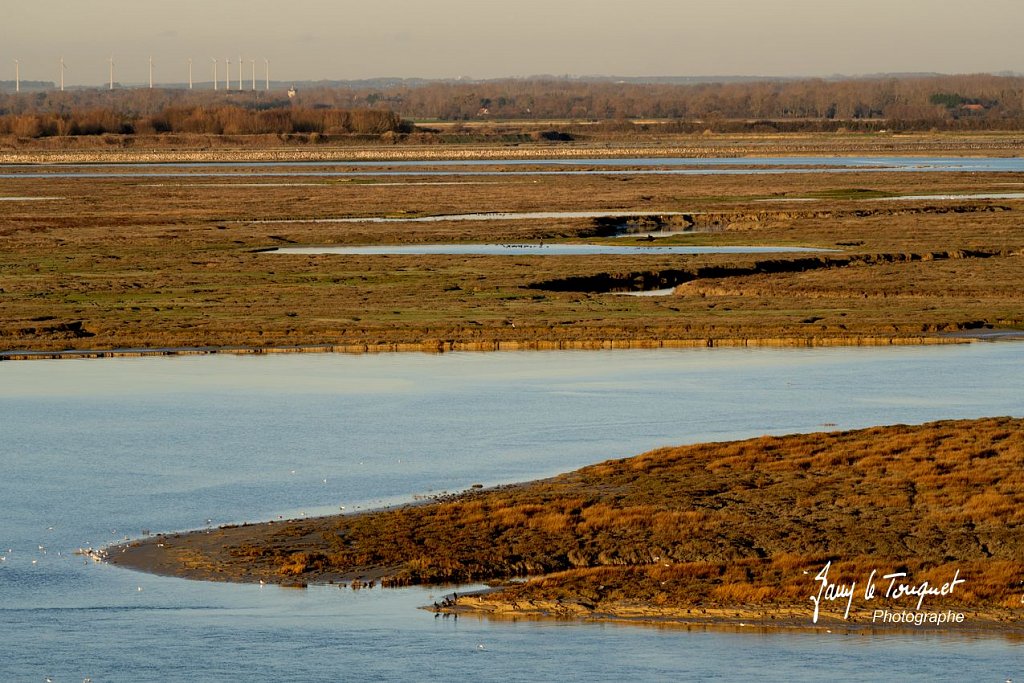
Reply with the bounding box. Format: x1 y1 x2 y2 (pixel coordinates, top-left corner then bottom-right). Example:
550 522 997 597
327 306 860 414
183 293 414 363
3 0 1023 87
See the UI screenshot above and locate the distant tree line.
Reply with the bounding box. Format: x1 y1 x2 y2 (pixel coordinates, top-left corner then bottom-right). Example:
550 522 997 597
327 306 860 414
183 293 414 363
0 99 407 138
295 74 1024 126
2 74 1024 136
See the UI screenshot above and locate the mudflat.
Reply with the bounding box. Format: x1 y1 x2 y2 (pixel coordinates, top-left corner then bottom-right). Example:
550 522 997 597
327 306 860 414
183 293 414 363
2 133 1022 358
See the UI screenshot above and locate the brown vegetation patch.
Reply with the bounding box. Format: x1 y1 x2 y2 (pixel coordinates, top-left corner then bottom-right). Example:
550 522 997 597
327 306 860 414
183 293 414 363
1 149 1022 355
110 418 1024 629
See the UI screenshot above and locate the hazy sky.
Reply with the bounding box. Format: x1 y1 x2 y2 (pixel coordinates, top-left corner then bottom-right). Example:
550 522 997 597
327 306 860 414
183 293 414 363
4 0 1023 86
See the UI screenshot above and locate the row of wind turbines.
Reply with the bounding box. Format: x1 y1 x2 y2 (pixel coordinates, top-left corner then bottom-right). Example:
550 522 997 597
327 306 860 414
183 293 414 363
9 57 273 92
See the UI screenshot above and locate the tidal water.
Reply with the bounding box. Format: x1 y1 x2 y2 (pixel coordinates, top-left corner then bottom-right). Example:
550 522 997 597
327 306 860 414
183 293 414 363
6 155 1024 179
1 344 1022 681
259 210 692 223
273 243 825 256
881 192 1024 201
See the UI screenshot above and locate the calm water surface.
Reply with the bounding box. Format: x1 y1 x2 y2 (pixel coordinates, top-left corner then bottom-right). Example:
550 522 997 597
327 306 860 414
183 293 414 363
273 244 825 256
259 209 692 223
1 345 1022 681
5 155 1024 179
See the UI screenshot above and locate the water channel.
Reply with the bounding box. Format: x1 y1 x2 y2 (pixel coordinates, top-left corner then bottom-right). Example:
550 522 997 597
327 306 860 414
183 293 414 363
272 244 826 256
1 344 1021 680
6 155 1024 179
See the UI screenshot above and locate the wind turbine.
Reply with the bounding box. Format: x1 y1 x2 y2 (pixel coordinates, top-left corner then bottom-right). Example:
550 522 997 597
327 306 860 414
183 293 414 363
212 58 218 90
188 58 193 89
237 54 242 90
108 56 114 90
148 56 154 88
264 58 269 91
250 59 256 91
225 58 230 90
13 59 19 93
59 57 68 91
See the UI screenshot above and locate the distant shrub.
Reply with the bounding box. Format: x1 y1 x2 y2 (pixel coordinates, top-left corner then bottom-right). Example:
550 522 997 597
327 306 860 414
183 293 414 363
930 92 964 108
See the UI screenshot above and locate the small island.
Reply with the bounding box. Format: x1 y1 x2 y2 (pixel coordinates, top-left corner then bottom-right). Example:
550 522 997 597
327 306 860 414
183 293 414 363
110 417 1024 633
